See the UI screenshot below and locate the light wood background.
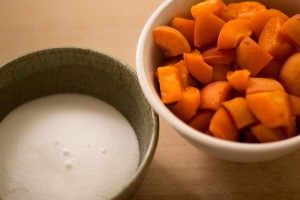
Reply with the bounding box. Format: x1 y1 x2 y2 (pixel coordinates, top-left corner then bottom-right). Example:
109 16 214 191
0 1 300 199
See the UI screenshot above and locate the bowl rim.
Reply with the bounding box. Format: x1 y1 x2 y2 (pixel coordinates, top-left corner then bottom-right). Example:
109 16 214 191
136 0 300 156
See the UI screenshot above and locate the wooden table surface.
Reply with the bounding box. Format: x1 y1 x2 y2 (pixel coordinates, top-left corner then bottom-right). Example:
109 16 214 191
1 1 300 200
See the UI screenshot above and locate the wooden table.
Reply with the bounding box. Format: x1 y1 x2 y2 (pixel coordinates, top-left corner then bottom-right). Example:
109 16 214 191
1 1 300 199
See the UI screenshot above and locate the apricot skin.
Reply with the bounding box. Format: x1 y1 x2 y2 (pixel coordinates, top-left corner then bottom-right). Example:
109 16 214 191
194 11 225 49
279 53 300 96
153 26 191 57
281 14 300 47
236 36 273 76
250 123 286 143
188 110 215 133
246 77 285 94
200 81 233 111
246 91 292 128
209 107 238 141
222 97 257 129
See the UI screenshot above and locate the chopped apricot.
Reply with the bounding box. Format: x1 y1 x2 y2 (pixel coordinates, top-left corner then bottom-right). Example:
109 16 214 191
200 81 233 110
222 97 257 129
188 110 215 132
250 123 286 143
246 90 292 128
170 17 195 47
170 86 201 122
250 9 289 38
217 19 253 49
225 1 266 19
184 51 213 84
202 46 235 65
153 26 191 57
157 66 184 104
218 9 234 22
173 60 198 88
258 16 293 59
152 0 300 143
194 11 225 49
279 53 300 96
246 77 285 94
236 36 273 76
281 14 300 47
226 69 251 93
213 65 233 82
209 107 238 141
191 0 227 19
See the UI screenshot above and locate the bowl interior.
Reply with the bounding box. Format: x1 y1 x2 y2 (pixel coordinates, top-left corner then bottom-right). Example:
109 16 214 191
0 48 158 199
137 0 300 162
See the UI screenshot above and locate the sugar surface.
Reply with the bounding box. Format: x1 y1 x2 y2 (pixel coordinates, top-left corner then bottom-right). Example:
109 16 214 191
0 94 140 200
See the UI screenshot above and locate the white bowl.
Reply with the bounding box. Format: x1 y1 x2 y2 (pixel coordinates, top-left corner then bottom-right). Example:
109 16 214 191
136 0 300 163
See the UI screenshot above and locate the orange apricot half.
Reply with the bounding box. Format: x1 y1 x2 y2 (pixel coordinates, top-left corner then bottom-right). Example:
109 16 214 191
153 26 191 57
246 90 292 128
236 36 273 76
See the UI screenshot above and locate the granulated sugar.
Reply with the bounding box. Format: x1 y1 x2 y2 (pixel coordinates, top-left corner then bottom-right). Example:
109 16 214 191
0 94 140 200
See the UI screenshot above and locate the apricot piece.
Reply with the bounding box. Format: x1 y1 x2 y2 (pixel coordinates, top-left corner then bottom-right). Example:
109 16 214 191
153 26 191 57
226 69 251 93
173 60 198 88
281 14 300 47
200 81 233 110
170 17 195 47
258 16 293 59
213 65 233 82
184 51 213 84
236 36 273 76
246 77 285 94
222 97 257 129
279 53 300 96
225 1 266 19
171 87 201 122
217 19 253 49
155 59 180 80
191 0 227 19
257 59 283 79
194 11 225 49
157 66 183 104
250 123 286 143
288 94 300 116
188 110 215 132
209 107 238 141
246 90 292 128
250 9 289 38
202 46 235 65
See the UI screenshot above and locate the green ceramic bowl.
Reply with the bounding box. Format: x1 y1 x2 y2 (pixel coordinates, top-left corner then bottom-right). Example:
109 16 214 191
0 47 159 199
